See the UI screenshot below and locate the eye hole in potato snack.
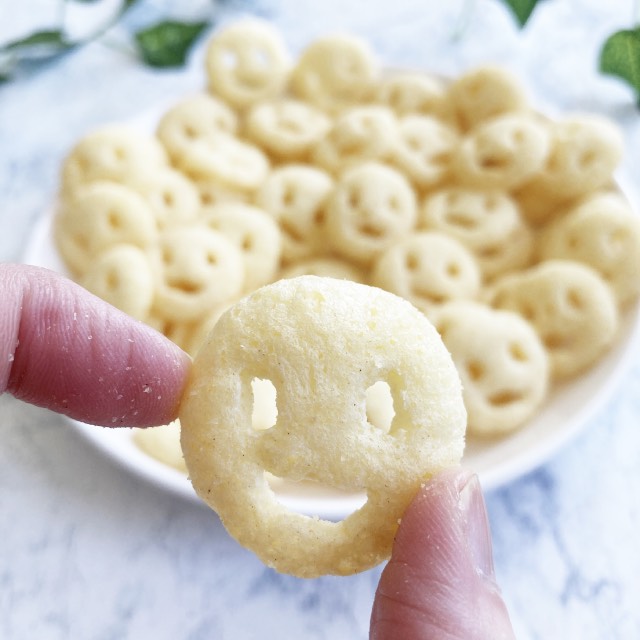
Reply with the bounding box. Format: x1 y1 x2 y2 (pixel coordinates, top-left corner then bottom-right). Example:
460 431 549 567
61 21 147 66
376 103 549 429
179 276 466 577
52 19 640 577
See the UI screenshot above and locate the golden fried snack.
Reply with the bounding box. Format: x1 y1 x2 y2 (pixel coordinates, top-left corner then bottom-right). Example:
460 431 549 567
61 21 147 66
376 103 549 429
376 72 452 121
279 256 367 283
537 191 640 308
188 174 250 215
201 202 282 292
432 301 549 436
487 260 619 379
205 20 291 109
290 34 379 113
179 276 466 577
389 114 458 190
122 167 201 230
420 186 534 280
452 113 551 191
244 98 332 161
81 244 154 321
50 19 640 475
156 94 238 157
161 128 269 192
157 94 269 190
254 164 334 264
325 162 417 266
60 125 169 195
447 65 528 131
514 115 623 224
54 181 158 276
156 94 239 180
149 225 244 322
312 106 398 174
370 231 481 317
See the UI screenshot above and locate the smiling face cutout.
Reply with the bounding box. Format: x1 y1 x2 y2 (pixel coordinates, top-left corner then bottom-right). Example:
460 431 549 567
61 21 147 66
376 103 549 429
390 115 458 190
312 106 398 174
205 20 290 109
255 164 334 264
487 260 619 379
291 34 379 113
156 94 239 164
201 202 282 292
179 276 466 577
432 301 549 436
54 182 158 276
371 231 481 317
82 244 154 321
326 162 417 266
538 192 640 307
151 225 244 322
246 99 332 161
452 112 551 191
60 126 168 195
420 186 534 280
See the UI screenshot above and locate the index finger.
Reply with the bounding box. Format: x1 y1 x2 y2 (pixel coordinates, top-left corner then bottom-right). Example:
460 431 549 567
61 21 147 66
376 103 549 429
1 263 191 428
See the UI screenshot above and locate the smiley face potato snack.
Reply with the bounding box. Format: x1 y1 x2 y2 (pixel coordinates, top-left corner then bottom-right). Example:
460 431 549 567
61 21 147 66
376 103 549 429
52 19 640 510
431 301 549 436
179 276 466 577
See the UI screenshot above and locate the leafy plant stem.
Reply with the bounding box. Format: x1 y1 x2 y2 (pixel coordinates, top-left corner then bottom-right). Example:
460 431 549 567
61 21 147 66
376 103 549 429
0 0 146 81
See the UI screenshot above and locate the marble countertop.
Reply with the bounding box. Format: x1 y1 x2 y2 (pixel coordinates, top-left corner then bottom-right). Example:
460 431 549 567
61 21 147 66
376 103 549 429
2 1 640 638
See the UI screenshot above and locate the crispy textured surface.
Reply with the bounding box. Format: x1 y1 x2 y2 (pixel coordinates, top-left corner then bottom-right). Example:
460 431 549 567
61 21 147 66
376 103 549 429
537 191 640 308
60 125 168 195
370 232 481 317
179 276 466 577
487 260 619 379
432 301 549 436
205 20 290 109
452 113 551 190
420 186 534 280
291 34 379 113
447 65 528 131
50 18 639 508
325 162 417 266
55 182 158 276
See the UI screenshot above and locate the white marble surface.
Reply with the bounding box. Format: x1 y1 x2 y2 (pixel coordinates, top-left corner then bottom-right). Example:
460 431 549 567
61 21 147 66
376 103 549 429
2 0 640 638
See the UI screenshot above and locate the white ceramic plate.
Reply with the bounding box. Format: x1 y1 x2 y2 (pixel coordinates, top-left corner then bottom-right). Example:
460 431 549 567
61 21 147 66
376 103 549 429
23 201 640 518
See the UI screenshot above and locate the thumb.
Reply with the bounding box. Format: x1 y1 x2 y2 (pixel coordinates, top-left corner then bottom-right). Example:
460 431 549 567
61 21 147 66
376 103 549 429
370 469 515 640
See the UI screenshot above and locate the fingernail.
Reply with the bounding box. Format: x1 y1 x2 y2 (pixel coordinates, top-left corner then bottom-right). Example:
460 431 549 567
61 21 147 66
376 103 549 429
457 473 496 580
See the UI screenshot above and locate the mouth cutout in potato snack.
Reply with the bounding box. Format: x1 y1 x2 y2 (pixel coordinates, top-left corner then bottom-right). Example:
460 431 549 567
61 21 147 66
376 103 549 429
179 276 466 577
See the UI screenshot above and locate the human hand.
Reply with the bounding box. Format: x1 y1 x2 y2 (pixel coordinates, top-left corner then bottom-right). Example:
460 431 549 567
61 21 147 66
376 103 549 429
370 469 516 639
2 263 514 638
1 263 190 427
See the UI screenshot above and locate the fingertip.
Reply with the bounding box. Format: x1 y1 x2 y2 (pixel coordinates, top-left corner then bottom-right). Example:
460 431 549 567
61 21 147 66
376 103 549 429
370 469 515 640
3 264 192 428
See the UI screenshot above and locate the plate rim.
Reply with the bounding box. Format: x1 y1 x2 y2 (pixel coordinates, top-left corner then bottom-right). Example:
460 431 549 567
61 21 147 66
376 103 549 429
21 206 640 516
21 86 640 515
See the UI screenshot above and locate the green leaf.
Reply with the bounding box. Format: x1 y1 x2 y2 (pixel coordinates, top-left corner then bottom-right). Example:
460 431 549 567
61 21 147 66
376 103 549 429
134 20 209 68
599 28 640 102
500 0 543 28
1 29 73 56
0 0 147 83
